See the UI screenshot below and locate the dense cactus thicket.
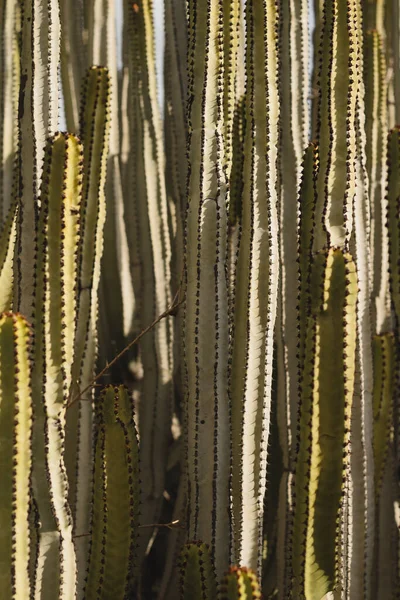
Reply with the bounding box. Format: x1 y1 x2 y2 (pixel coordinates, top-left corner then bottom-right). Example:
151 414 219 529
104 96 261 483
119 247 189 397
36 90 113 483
0 0 400 598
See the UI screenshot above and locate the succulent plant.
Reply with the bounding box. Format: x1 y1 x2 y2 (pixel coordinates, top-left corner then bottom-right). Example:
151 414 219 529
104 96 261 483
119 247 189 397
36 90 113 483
0 0 399 599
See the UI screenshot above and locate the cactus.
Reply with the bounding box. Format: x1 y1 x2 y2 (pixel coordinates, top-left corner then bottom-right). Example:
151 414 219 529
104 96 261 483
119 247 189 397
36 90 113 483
0 313 33 599
85 385 140 599
179 542 218 600
219 567 261 600
31 132 82 597
291 248 357 599
0 1 399 599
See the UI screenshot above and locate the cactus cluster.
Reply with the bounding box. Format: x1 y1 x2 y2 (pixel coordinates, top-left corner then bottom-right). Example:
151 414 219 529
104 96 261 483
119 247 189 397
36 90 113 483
0 0 399 599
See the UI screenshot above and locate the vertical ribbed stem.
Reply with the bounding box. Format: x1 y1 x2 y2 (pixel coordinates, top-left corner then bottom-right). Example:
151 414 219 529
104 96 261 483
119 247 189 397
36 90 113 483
124 0 174 554
230 0 280 572
16 0 60 318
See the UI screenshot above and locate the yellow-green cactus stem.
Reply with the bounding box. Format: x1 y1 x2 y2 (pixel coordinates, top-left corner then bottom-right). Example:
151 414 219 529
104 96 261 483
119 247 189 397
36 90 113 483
291 248 358 599
0 201 17 312
219 567 261 600
0 312 33 599
85 385 140 600
32 132 82 599
179 542 218 600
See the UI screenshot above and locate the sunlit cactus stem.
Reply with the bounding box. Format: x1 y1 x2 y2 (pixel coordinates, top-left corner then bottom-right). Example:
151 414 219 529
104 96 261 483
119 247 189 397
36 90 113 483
0 313 33 599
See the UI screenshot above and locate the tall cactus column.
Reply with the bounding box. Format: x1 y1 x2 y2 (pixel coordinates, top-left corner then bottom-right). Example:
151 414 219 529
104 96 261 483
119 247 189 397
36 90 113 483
31 133 82 598
16 0 61 318
124 0 174 548
291 248 357 600
229 0 280 572
64 67 111 594
0 313 33 599
184 0 230 578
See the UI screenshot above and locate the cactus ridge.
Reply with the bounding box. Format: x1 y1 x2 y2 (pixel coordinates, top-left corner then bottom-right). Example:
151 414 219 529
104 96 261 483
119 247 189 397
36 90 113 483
0 312 33 599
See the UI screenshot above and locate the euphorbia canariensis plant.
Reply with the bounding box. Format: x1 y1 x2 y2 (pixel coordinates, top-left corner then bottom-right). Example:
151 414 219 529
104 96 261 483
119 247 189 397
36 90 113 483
0 0 398 598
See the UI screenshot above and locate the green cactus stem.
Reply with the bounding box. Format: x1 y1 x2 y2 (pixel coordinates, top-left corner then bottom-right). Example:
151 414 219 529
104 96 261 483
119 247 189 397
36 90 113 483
85 385 140 600
387 126 400 322
0 312 33 599
291 248 357 599
372 332 395 497
179 542 218 600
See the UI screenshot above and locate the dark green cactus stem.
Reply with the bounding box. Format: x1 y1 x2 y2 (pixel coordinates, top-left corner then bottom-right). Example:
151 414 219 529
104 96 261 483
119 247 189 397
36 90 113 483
0 312 33 599
179 542 218 600
387 126 400 323
219 567 261 600
85 385 140 600
228 95 245 229
291 248 357 599
372 333 395 497
32 132 82 598
297 143 319 377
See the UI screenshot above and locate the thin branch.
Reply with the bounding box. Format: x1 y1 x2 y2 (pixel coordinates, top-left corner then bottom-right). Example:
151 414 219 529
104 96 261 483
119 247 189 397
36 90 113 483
66 288 184 411
139 519 184 530
72 520 184 540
